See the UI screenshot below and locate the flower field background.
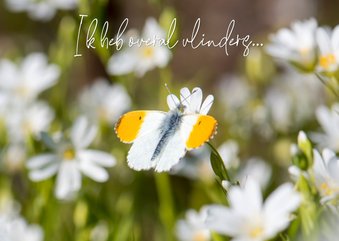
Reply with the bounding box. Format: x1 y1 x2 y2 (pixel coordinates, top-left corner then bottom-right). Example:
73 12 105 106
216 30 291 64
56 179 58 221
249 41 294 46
0 0 339 241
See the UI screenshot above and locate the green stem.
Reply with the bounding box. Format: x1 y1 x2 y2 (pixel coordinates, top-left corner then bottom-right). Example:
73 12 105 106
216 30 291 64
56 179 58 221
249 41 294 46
154 173 175 241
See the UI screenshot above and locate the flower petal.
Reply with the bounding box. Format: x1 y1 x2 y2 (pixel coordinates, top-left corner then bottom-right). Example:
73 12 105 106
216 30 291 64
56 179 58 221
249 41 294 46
263 183 300 237
316 28 331 55
27 154 58 169
205 205 243 236
29 163 59 181
71 116 97 149
78 150 116 167
167 94 180 110
107 50 137 76
55 161 81 200
180 87 191 108
200 94 214 115
229 177 263 215
189 87 202 113
80 161 109 182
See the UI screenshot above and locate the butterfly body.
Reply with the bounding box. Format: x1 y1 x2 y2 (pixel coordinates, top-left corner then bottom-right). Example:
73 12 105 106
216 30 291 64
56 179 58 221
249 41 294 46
152 109 183 161
115 87 217 172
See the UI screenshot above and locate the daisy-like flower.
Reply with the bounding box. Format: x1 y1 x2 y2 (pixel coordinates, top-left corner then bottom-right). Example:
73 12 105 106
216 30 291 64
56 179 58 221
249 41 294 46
312 148 339 203
0 53 60 103
79 78 131 124
176 208 211 241
167 87 214 115
206 178 301 241
311 104 339 152
5 0 78 21
107 18 172 77
266 18 317 71
27 116 116 200
6 101 54 143
316 26 339 73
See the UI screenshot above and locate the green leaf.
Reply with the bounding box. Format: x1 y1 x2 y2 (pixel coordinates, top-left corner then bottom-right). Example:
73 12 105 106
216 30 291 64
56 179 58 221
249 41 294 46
207 142 231 182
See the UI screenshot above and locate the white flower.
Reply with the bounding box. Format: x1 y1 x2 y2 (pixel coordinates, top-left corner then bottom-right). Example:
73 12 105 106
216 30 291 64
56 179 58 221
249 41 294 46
176 208 211 241
218 75 253 111
6 101 54 143
79 78 131 123
218 140 240 169
206 178 301 241
167 87 214 115
316 25 339 72
27 116 116 200
107 18 172 77
265 71 324 132
237 158 272 190
0 53 60 103
0 201 43 241
311 104 339 151
312 148 339 203
5 0 78 21
266 18 317 70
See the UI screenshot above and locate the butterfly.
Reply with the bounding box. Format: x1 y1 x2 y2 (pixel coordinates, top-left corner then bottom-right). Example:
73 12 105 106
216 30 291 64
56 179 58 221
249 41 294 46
115 87 217 172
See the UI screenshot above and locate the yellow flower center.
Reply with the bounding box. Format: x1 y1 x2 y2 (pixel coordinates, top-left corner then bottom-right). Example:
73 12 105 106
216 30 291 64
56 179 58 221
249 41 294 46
63 148 75 160
141 46 155 58
193 231 208 241
320 182 335 196
249 226 264 239
319 54 336 70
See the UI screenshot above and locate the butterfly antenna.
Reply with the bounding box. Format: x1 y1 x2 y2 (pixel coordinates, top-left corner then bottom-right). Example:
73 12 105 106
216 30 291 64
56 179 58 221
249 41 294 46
179 88 198 106
164 83 171 95
164 83 178 108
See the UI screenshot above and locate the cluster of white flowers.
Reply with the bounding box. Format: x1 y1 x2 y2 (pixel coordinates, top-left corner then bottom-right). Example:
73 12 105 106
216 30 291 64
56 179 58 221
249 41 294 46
0 53 60 170
267 18 339 74
107 18 172 77
5 0 78 21
176 178 301 241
